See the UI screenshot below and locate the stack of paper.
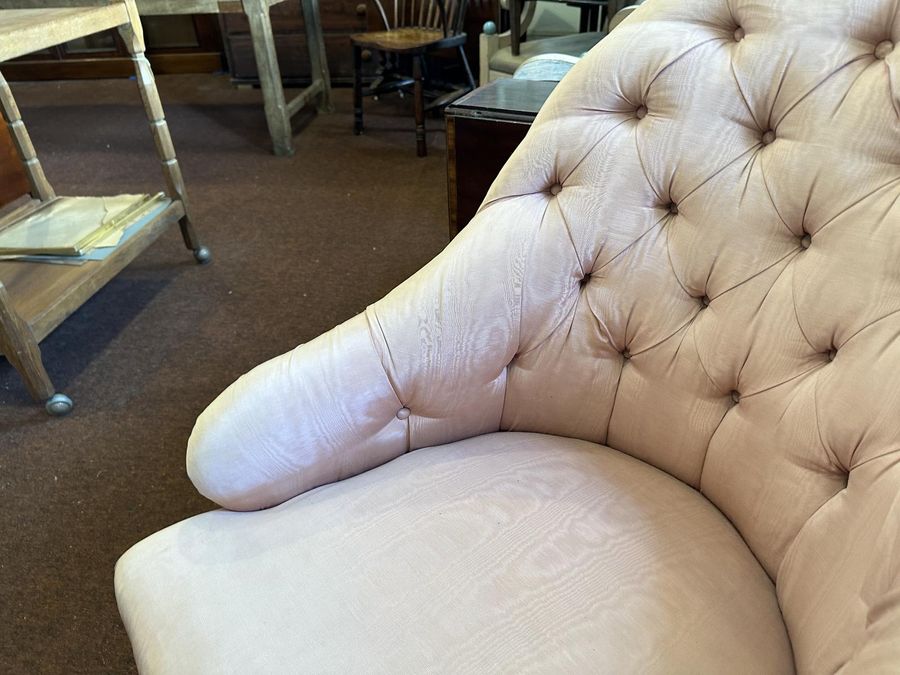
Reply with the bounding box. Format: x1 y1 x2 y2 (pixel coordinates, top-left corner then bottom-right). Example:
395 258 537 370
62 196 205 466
0 193 169 265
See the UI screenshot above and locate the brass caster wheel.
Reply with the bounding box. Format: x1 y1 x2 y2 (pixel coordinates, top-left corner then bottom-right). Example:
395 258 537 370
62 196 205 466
193 246 211 265
45 393 73 417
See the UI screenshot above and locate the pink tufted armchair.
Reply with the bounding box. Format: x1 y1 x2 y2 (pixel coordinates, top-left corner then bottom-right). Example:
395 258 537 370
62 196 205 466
115 0 900 671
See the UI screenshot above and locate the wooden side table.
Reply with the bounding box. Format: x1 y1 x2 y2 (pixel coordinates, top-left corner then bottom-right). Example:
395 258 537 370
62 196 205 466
0 1 209 415
4 0 333 156
445 78 556 236
140 0 332 156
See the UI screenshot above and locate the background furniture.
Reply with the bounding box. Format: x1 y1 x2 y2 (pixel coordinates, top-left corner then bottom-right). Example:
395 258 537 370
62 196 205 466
115 0 900 671
222 0 497 87
0 2 208 414
136 0 333 157
479 0 637 81
351 0 476 157
445 77 555 234
3 0 333 156
0 12 224 79
222 0 364 85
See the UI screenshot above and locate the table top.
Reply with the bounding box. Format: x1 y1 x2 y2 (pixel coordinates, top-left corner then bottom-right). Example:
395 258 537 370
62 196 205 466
446 78 558 123
0 6 130 62
130 0 285 15
0 0 286 18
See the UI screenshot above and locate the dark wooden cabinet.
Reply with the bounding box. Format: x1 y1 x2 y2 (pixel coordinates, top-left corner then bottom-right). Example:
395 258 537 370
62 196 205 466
0 124 29 210
446 78 557 235
222 0 368 85
2 15 223 80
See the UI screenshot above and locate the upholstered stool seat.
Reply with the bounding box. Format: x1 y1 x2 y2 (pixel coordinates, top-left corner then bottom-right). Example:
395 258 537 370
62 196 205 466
116 433 792 673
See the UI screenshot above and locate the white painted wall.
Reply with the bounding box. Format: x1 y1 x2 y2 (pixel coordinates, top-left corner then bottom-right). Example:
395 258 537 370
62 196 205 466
530 3 580 37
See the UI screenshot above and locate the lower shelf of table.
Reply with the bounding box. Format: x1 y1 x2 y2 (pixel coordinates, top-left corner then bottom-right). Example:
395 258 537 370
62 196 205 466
0 198 185 344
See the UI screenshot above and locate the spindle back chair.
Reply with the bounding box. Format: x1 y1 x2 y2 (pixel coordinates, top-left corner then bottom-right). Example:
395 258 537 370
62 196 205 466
351 0 476 156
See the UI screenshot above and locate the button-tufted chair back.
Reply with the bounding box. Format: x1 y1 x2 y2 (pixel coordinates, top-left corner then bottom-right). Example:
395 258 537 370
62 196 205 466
188 0 900 670
483 0 900 668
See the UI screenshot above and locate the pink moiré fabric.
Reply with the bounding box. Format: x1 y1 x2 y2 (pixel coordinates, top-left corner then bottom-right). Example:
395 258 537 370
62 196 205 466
182 0 900 670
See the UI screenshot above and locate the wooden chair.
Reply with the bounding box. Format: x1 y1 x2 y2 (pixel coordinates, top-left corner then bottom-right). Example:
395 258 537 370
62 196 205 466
351 0 476 157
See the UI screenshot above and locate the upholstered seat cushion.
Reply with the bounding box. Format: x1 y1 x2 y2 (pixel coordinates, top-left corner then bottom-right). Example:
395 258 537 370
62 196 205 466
489 32 604 75
116 432 792 673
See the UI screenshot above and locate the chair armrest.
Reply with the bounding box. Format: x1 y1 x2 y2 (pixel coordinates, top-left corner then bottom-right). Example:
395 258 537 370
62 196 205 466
479 29 513 83
187 225 525 511
608 4 642 33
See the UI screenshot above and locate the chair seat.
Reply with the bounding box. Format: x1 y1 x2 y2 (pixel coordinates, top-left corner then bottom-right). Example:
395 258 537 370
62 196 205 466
489 31 605 75
351 27 465 53
116 432 793 674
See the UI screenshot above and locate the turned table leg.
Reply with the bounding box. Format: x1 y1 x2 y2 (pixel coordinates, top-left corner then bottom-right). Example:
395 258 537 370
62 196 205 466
301 0 333 112
0 283 72 415
117 2 210 264
243 0 294 157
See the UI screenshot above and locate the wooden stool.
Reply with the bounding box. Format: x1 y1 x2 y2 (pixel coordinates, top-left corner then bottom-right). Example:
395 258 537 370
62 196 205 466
0 1 209 415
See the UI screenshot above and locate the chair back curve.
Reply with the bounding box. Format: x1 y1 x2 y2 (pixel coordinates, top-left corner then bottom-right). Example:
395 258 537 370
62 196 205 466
371 0 468 36
452 0 900 670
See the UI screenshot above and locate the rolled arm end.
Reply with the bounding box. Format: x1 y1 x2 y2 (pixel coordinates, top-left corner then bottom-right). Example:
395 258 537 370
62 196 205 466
186 313 407 510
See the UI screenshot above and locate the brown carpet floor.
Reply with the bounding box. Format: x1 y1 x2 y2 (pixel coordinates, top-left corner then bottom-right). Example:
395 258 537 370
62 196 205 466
0 75 450 673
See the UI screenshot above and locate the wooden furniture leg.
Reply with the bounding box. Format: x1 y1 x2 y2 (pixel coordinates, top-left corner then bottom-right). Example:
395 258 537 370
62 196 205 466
242 0 294 156
301 0 332 113
458 45 476 91
413 54 426 157
0 282 72 414
0 69 55 202
117 2 210 264
352 43 363 135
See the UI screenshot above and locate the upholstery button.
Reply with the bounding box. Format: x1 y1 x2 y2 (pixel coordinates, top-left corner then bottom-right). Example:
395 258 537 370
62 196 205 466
549 183 562 195
730 390 741 404
761 129 776 145
396 407 411 420
800 233 811 249
875 40 893 59
667 202 678 215
622 349 631 360
700 294 711 307
827 347 837 361
580 272 591 286
635 105 648 119
733 26 745 41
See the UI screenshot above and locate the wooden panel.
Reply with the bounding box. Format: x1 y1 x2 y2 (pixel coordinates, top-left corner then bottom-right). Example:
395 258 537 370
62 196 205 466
0 123 29 208
3 52 224 80
2 13 224 80
447 115 528 233
225 0 366 33
226 31 359 81
223 0 366 82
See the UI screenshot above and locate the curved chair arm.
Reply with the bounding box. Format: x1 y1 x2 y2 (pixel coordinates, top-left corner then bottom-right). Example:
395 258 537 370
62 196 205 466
608 3 642 32
187 222 527 511
499 0 536 36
